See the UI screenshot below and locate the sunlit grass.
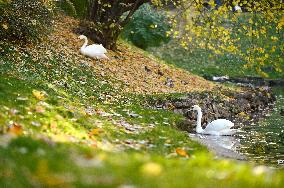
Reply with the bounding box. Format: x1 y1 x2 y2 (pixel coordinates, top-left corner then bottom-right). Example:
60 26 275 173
0 40 284 187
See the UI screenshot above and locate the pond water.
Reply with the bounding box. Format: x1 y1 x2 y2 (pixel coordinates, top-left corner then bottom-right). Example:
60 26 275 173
237 87 284 167
188 133 246 160
189 87 284 167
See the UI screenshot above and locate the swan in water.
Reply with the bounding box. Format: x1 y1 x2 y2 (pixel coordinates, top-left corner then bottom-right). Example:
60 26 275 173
191 105 238 136
78 35 109 60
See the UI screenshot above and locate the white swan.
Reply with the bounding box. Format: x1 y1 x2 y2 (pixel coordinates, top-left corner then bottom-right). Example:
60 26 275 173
234 5 242 12
191 105 238 136
78 35 109 60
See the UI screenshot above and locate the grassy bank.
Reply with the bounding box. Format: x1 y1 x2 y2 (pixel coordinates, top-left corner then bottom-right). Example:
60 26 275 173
0 16 284 187
150 40 283 79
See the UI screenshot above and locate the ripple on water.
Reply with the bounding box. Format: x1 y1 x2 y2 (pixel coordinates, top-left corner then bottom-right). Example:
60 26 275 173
237 88 284 167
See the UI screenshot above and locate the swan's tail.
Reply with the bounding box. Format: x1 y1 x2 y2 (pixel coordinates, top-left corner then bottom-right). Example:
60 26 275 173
96 54 110 60
101 54 110 60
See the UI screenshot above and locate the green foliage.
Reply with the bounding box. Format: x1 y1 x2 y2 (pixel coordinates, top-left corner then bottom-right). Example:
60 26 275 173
121 4 171 49
69 0 89 18
55 0 89 18
56 0 77 17
0 0 53 43
0 0 9 4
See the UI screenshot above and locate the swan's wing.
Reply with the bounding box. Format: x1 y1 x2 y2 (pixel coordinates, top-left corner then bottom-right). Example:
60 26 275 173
82 45 107 58
87 44 107 53
204 119 234 132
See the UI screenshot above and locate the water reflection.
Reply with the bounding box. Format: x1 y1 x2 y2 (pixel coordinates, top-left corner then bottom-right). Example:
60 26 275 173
237 90 284 166
189 133 246 160
237 125 284 165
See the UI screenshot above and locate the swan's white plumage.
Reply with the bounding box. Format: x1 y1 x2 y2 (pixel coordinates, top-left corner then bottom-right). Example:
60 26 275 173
192 105 238 136
234 5 242 12
84 44 107 54
204 119 234 131
78 35 109 59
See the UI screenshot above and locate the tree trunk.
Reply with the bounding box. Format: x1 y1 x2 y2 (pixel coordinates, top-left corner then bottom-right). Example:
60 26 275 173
83 0 150 50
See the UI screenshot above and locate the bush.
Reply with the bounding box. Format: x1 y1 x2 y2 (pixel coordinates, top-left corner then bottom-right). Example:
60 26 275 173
55 0 89 18
121 4 171 49
0 0 53 43
55 0 77 17
69 0 89 18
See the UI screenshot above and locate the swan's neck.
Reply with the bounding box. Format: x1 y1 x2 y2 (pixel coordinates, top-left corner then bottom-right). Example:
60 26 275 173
196 109 203 133
81 37 88 49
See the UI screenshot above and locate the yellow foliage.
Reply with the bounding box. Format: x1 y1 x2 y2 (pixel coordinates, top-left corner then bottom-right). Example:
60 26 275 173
168 0 283 77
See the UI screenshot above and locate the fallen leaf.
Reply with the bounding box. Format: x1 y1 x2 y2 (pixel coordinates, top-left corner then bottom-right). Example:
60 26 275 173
32 90 46 100
16 97 28 101
140 162 162 176
88 128 104 137
8 123 23 136
175 148 189 157
2 23 8 30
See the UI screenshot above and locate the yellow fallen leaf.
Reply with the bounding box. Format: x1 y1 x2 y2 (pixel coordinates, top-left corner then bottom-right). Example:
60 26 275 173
8 123 23 136
175 148 189 157
88 128 104 137
238 111 246 117
140 162 162 176
2 23 8 30
32 90 46 100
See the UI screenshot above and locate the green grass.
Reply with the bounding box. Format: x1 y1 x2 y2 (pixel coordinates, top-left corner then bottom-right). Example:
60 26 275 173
0 40 284 187
150 40 283 79
1 136 284 188
150 44 253 78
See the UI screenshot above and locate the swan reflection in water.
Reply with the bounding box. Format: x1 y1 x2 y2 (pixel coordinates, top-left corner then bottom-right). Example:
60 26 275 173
189 133 245 160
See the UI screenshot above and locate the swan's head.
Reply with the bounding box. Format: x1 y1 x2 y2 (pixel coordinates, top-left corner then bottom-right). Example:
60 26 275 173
191 105 201 111
78 35 86 40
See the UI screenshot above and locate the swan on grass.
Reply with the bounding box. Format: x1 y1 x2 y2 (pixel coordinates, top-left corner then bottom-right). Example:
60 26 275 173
191 105 238 136
78 35 109 60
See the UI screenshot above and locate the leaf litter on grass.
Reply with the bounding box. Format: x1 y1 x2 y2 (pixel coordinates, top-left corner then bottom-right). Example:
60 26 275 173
0 14 284 188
